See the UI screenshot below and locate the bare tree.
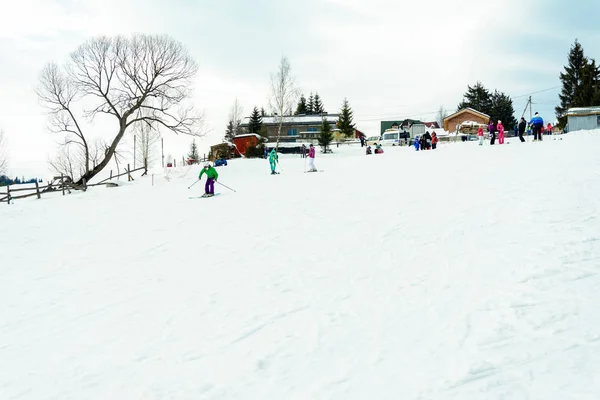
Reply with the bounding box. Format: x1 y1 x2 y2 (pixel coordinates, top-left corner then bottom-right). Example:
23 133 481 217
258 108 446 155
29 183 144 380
132 109 161 169
0 129 7 175
437 105 449 129
36 34 204 185
269 56 299 150
225 98 244 142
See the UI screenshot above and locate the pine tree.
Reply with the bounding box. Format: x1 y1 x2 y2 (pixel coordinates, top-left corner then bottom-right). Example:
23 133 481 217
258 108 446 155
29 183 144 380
336 98 356 138
188 139 200 163
457 82 493 115
295 95 308 115
313 92 325 114
260 107 266 117
490 90 517 128
318 117 333 152
556 39 589 127
307 93 314 115
224 119 235 142
248 106 263 133
576 59 600 107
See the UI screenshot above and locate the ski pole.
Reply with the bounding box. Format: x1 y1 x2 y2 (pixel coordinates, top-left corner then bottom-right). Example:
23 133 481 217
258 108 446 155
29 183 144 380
188 179 201 189
216 181 236 192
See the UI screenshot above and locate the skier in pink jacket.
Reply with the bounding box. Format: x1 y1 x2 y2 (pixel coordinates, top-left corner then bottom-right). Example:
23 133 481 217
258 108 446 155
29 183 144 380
497 120 505 144
307 144 317 172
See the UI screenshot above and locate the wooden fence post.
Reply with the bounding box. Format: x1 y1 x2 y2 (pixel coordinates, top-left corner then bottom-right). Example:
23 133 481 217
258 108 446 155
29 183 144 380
127 164 132 181
6 185 10 205
110 170 113 181
61 174 65 196
35 181 41 199
82 178 87 192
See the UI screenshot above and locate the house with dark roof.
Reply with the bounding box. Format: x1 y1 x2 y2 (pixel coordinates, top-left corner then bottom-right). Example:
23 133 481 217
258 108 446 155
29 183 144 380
239 114 340 143
443 108 490 132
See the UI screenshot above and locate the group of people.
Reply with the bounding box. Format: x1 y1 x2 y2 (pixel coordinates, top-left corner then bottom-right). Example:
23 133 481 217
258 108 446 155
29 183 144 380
414 131 439 151
478 112 549 145
366 143 384 155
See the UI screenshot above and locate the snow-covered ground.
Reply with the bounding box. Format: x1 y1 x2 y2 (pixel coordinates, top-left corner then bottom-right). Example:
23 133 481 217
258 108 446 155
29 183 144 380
1 132 600 399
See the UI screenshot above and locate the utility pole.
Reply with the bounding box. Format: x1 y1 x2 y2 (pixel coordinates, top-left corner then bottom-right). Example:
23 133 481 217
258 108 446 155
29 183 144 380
161 138 164 168
133 134 137 168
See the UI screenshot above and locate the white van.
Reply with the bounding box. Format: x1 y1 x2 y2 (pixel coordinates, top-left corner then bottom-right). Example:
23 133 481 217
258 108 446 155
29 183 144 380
381 129 409 146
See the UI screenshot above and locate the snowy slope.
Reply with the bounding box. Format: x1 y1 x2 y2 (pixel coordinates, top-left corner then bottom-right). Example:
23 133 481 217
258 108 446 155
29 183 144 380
1 133 600 399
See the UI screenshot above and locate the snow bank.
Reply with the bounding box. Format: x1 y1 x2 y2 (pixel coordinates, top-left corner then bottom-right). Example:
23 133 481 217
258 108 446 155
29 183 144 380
1 131 600 399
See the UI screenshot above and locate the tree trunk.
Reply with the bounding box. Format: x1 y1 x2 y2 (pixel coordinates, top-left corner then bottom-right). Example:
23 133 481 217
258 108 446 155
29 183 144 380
75 122 128 185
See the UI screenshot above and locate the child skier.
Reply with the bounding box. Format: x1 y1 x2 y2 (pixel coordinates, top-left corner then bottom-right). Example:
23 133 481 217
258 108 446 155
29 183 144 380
269 148 279 174
431 132 439 149
497 120 505 144
198 162 218 197
414 136 420 151
307 144 317 172
477 126 484 145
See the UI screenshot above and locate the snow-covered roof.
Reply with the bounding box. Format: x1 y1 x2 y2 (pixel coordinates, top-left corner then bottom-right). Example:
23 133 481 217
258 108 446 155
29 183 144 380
264 142 310 148
241 114 339 126
565 106 600 116
234 133 264 140
445 107 490 120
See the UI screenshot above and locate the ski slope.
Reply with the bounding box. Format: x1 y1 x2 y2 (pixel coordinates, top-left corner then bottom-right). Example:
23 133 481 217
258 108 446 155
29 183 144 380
2 132 600 399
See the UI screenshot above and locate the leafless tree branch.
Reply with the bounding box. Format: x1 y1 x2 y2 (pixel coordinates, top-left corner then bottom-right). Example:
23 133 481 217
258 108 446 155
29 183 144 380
269 56 300 149
37 34 203 185
0 129 7 174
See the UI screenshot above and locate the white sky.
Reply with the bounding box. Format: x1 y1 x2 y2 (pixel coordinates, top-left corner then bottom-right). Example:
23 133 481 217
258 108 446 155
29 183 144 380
1 0 599 179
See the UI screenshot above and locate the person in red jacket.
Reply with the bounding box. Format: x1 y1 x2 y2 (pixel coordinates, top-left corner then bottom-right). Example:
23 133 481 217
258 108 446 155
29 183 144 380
307 143 317 172
431 132 439 149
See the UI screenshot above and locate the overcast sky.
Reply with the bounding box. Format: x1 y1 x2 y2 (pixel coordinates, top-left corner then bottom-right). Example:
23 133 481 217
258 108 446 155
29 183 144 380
1 0 599 178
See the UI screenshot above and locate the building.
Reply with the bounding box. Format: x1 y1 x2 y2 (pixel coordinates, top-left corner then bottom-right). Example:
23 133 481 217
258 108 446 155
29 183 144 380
232 134 265 156
209 143 235 161
564 106 600 131
380 119 423 135
239 114 340 143
444 108 490 133
423 121 440 129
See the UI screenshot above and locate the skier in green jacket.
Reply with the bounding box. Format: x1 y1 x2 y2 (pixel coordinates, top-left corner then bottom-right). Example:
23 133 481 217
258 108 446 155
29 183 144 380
198 162 218 196
269 148 279 174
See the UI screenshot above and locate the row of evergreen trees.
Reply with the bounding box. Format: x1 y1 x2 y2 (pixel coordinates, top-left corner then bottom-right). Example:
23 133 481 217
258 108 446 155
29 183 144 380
456 82 517 128
295 92 325 115
556 39 600 127
0 175 42 186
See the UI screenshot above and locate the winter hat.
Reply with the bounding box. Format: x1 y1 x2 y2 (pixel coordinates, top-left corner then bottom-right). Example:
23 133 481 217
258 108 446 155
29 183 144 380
204 162 210 167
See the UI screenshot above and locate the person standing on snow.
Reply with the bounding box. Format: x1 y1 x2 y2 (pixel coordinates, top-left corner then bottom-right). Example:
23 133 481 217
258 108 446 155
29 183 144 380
198 162 218 197
269 148 279 174
497 120 505 144
488 120 497 145
307 143 317 172
518 117 526 142
530 112 544 141
477 126 484 145
431 132 439 149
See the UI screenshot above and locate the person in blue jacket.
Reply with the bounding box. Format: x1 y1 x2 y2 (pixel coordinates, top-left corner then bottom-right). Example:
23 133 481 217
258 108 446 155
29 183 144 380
414 136 420 151
530 112 544 141
269 148 279 174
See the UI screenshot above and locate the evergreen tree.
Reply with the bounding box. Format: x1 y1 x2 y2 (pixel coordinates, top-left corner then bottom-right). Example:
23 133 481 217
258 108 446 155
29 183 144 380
336 98 356 138
490 90 517 128
313 92 325 114
224 119 235 142
318 117 334 152
457 81 493 115
260 107 266 117
248 106 263 133
576 59 600 107
307 93 314 115
556 39 589 127
295 95 308 115
188 139 200 162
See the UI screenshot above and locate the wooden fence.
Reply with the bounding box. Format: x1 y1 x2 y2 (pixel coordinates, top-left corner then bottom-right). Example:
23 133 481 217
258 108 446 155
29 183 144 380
0 162 147 205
